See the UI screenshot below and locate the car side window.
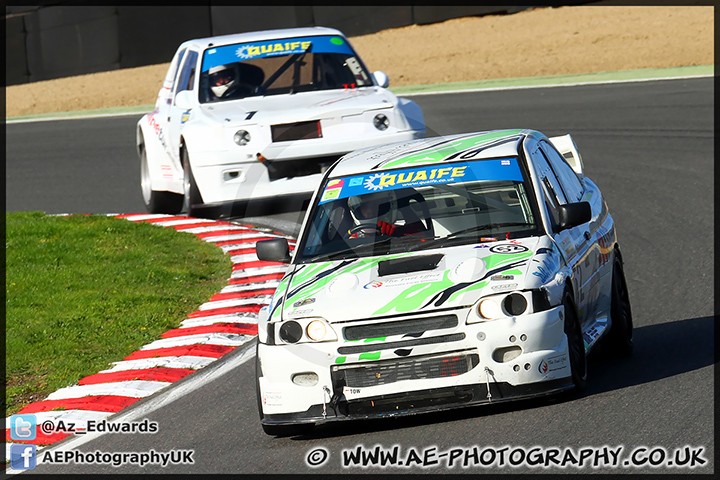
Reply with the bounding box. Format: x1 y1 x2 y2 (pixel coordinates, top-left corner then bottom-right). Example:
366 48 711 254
540 141 584 202
164 49 185 90
175 50 199 95
541 178 561 229
530 145 567 205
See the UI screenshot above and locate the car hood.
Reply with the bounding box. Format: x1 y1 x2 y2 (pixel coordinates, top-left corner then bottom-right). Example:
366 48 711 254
268 236 564 323
199 88 396 126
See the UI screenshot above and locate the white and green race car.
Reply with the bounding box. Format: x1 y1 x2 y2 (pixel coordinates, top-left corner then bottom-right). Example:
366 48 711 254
255 129 633 436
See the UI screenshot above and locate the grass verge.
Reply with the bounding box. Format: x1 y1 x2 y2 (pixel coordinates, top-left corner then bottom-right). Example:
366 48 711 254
5 212 232 417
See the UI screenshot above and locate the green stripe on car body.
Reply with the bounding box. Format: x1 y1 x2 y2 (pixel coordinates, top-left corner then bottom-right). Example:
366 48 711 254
378 130 524 170
483 251 533 270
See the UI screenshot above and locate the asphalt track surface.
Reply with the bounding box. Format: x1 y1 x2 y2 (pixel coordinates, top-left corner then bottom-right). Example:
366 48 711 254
5 77 714 474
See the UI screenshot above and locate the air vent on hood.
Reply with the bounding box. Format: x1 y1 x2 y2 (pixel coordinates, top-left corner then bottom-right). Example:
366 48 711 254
377 253 444 277
271 120 322 142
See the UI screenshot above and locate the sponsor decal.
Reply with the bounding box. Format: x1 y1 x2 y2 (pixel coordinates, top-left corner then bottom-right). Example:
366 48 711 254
180 110 190 124
201 36 353 72
288 308 313 317
363 273 443 289
531 247 559 284
319 159 523 205
321 179 344 202
263 391 283 407
491 275 515 281
147 112 166 148
160 164 173 180
292 297 315 308
383 272 443 287
538 354 568 374
491 283 518 292
489 244 529 254
236 41 312 60
583 325 604 348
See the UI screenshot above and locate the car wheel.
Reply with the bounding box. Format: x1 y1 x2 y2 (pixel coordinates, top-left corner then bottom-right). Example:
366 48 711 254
141 142 182 214
181 148 203 217
606 256 634 356
563 291 587 390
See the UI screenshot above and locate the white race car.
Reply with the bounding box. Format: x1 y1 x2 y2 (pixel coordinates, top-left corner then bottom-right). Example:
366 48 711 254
137 27 425 217
255 129 633 436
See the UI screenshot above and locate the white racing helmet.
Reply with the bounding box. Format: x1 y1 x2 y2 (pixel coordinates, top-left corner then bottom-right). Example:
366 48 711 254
348 191 397 225
208 64 239 98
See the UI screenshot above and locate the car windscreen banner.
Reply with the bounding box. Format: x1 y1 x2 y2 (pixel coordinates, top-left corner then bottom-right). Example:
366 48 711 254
201 35 354 72
318 158 524 204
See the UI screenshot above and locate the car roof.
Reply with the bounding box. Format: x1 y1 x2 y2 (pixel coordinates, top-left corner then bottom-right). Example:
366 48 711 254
329 129 543 178
178 26 345 51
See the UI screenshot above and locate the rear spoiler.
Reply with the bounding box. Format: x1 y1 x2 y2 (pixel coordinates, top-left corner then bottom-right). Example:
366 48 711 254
549 134 584 178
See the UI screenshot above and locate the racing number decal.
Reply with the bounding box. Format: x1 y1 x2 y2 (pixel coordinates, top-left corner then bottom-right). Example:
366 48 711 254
489 244 529 254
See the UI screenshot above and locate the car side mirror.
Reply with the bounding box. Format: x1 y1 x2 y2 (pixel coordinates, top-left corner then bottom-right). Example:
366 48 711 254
174 90 195 110
372 70 389 88
558 201 591 231
256 238 291 263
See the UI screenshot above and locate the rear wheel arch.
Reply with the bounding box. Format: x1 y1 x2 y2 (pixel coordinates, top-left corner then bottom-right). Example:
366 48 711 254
139 125 183 214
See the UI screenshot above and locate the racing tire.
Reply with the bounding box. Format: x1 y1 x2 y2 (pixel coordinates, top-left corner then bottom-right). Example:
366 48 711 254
140 142 183 214
563 291 587 390
606 256 634 356
181 148 204 218
256 348 314 437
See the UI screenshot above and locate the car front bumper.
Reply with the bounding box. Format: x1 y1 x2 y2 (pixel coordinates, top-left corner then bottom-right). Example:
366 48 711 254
257 304 573 426
188 129 424 204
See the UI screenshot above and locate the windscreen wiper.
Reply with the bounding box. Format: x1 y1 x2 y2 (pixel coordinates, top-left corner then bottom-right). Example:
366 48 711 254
304 236 394 263
409 222 533 251
441 222 533 240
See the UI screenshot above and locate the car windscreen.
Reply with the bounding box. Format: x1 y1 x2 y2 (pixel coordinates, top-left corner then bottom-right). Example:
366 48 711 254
297 157 542 263
199 35 373 103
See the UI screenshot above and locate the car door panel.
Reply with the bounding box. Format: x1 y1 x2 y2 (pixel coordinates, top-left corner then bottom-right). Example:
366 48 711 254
528 143 594 327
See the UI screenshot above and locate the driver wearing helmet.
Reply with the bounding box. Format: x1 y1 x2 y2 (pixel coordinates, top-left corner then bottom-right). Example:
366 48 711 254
347 191 425 238
208 64 240 99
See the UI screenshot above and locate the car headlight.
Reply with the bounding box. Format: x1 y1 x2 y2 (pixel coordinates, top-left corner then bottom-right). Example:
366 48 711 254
479 299 501 319
233 129 251 145
471 292 533 323
503 293 528 316
278 320 303 343
274 318 338 344
306 320 327 341
373 113 389 131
